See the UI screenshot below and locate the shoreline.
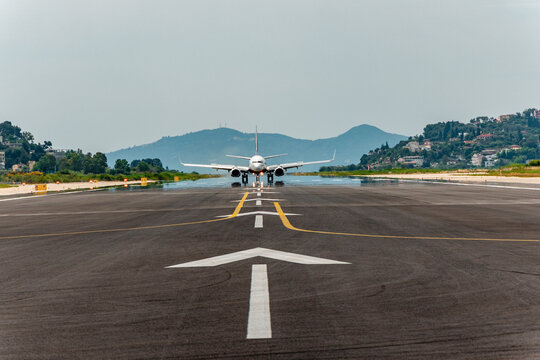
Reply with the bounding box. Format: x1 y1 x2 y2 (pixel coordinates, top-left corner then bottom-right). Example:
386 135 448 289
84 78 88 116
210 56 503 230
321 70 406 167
0 180 154 197
364 173 540 185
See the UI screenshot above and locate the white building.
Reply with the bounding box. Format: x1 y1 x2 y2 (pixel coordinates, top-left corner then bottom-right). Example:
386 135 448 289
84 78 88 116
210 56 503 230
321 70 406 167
484 154 498 167
471 153 483 166
0 151 5 170
405 141 420 153
398 156 424 167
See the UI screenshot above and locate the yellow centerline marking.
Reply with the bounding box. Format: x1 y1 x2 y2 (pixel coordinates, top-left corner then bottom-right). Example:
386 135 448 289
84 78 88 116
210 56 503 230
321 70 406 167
0 192 250 241
274 202 540 243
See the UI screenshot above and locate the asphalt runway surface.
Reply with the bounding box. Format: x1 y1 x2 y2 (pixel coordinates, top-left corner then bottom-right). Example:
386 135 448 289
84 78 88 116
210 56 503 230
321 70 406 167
1 179 539 359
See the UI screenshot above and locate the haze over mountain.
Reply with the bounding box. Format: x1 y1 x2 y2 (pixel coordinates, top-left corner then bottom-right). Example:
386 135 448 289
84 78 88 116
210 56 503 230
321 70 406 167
106 125 407 173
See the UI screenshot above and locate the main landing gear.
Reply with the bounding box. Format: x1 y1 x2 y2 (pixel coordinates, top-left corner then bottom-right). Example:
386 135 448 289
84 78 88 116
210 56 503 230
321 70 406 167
241 174 249 185
267 173 274 184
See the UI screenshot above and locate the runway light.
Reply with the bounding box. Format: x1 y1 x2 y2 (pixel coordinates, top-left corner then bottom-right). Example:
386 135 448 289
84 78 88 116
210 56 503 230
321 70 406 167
56 181 60 184
260 172 264 175
22 182 26 185
124 184 128 188
123 178 128 182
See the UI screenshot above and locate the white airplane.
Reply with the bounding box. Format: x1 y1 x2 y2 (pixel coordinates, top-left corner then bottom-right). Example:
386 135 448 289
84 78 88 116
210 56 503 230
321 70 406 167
181 129 335 184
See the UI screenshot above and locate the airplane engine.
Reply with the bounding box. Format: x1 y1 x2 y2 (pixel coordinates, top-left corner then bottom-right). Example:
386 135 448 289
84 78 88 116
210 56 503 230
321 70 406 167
230 168 241 177
274 167 285 177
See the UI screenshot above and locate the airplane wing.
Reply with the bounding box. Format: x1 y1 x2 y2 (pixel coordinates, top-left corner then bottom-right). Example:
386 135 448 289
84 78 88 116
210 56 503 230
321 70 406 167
267 151 335 171
181 162 249 172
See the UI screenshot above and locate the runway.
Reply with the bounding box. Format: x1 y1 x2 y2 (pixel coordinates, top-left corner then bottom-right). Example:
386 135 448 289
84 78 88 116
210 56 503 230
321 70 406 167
1 179 539 359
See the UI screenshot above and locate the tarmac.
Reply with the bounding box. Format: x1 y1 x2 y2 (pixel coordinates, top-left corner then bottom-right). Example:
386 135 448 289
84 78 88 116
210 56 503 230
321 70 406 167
1 179 539 359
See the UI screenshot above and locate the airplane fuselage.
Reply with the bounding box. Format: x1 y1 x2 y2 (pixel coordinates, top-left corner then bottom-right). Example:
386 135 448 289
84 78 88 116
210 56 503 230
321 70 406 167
248 155 266 174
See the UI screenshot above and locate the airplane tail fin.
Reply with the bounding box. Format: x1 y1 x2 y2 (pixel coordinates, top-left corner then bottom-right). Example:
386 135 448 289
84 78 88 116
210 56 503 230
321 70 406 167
255 126 258 154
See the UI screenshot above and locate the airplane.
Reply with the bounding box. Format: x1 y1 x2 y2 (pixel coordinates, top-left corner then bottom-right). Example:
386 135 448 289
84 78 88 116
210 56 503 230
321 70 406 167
181 129 335 185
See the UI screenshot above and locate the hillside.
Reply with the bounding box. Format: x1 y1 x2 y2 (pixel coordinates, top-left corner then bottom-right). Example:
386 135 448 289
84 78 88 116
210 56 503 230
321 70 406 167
106 125 407 172
323 108 540 171
0 121 51 171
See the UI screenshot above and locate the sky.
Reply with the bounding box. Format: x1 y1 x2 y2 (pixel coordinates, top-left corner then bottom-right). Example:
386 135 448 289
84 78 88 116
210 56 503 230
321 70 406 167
0 0 539 153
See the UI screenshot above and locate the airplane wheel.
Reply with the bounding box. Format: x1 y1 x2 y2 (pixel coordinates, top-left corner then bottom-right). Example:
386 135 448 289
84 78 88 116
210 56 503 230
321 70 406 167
267 174 274 184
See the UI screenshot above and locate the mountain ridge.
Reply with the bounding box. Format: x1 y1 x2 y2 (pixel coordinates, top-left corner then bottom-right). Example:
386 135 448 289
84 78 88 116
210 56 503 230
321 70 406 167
106 125 407 172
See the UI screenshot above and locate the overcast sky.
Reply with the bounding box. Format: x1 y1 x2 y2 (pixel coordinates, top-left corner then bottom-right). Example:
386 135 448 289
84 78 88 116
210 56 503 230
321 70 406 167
1 0 539 153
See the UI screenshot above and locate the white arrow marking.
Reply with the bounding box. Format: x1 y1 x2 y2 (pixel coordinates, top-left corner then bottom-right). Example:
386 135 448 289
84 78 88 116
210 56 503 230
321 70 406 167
247 264 271 339
166 247 350 268
254 215 263 228
166 248 349 340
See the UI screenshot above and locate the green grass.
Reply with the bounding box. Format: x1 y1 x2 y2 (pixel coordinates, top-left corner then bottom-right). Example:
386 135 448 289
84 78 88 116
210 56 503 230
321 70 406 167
0 183 16 188
486 164 540 177
296 165 540 178
0 171 219 184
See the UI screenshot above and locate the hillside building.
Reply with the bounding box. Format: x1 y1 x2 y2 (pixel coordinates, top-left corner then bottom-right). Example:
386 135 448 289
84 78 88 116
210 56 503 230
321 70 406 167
398 156 424 167
497 114 514 122
11 164 27 172
484 154 498 167
405 141 420 152
0 151 5 170
46 149 67 161
405 141 431 153
476 134 495 141
4 142 21 149
533 109 540 119
471 153 483 166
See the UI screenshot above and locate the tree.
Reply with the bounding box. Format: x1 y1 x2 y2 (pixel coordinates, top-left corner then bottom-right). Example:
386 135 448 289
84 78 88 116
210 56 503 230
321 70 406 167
136 161 151 172
82 152 108 174
59 149 85 172
114 159 130 174
0 121 22 139
93 152 108 173
34 154 57 173
5 148 30 169
43 140 52 150
21 131 34 143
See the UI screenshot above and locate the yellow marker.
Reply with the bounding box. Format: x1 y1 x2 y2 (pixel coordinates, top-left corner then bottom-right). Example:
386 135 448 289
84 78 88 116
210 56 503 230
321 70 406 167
174 176 179 182
231 192 249 217
141 177 148 186
35 184 47 192
274 202 540 243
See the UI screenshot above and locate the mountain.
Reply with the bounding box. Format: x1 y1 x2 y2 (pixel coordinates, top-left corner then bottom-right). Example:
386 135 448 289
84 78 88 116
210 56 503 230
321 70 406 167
106 125 407 173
